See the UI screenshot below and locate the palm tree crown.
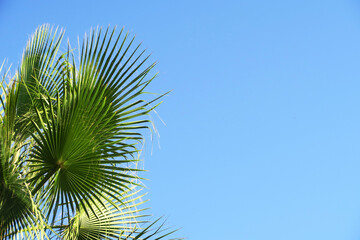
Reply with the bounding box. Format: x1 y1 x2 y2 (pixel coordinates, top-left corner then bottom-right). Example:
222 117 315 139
0 24 179 240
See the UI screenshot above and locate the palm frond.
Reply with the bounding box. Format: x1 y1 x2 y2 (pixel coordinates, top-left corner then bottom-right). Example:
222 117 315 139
17 24 64 116
0 24 180 240
26 26 161 223
60 187 148 239
0 67 48 240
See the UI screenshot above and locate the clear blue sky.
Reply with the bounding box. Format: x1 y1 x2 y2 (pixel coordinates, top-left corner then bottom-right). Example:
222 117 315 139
1 0 360 239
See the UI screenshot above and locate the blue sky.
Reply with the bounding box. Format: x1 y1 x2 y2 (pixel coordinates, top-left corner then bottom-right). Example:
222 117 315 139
1 0 360 239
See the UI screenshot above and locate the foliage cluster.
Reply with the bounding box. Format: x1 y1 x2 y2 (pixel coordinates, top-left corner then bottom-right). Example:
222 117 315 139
0 25 178 240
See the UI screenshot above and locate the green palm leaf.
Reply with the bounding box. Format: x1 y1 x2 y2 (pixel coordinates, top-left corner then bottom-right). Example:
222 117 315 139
61 187 148 239
0 67 48 240
0 24 180 240
17 24 64 117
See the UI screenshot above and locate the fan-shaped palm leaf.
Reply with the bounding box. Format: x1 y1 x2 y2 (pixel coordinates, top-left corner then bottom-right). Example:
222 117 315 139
0 24 180 240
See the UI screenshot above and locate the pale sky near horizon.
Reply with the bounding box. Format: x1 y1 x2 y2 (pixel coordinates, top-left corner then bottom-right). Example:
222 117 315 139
2 1 360 239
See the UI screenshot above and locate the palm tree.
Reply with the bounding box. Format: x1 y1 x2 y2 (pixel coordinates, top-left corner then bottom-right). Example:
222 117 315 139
0 24 180 239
